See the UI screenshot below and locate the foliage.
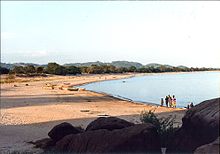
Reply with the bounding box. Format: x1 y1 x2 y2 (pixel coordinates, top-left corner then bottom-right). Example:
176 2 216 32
36 66 44 74
128 66 137 72
12 66 25 74
67 66 81 75
46 63 66 75
54 65 67 75
140 110 179 147
140 110 161 129
0 67 10 74
2 61 219 76
46 63 60 74
24 65 36 74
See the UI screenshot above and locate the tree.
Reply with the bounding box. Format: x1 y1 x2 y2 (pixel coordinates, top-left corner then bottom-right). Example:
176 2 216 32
46 63 60 74
12 66 25 74
24 65 36 74
108 65 116 73
0 67 10 74
67 66 81 75
88 65 104 74
159 65 166 72
117 67 128 73
36 66 44 74
54 66 67 75
128 66 137 72
80 66 89 74
46 63 67 75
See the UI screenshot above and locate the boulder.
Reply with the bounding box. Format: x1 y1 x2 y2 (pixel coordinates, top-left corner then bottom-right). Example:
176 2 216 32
171 98 220 152
48 122 83 142
86 117 134 131
56 123 161 153
194 137 219 154
31 138 55 149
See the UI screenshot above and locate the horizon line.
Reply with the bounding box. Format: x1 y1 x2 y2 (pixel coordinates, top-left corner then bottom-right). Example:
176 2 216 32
1 61 219 69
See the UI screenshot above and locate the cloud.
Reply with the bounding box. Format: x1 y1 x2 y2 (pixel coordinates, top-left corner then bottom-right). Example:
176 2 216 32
1 32 16 39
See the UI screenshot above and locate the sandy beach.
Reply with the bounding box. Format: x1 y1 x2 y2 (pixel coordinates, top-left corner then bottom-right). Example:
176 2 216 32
0 73 185 153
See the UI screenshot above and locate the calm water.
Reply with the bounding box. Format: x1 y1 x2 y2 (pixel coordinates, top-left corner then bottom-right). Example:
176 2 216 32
79 72 220 107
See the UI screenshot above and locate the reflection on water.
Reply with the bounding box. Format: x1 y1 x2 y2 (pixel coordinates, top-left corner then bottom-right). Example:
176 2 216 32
80 72 220 107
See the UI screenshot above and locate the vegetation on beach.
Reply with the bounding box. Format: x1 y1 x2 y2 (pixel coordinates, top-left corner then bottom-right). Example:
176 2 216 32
1 61 219 76
140 110 179 147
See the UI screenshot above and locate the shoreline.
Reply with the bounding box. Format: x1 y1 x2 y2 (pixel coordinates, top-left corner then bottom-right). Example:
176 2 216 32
0 73 187 153
1 70 219 85
83 89 170 108
74 71 220 109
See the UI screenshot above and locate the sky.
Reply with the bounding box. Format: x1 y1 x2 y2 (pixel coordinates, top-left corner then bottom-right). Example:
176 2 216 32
1 1 220 68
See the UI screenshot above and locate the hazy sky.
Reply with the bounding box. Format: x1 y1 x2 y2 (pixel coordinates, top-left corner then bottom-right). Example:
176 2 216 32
1 1 220 67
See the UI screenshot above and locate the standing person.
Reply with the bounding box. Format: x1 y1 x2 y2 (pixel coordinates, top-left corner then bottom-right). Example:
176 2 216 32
165 96 169 107
168 95 172 107
173 95 176 108
187 104 190 109
161 98 164 106
190 102 194 108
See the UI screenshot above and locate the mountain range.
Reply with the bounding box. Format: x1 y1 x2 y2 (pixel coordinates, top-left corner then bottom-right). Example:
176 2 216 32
0 61 211 70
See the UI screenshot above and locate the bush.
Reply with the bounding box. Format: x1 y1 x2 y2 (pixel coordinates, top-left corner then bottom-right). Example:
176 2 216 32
67 66 81 75
140 110 161 130
140 110 178 147
0 67 10 74
12 66 25 74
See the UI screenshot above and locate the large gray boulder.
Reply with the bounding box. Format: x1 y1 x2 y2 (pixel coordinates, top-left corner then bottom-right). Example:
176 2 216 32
56 123 161 153
171 98 220 152
48 122 83 142
86 117 134 131
194 137 219 154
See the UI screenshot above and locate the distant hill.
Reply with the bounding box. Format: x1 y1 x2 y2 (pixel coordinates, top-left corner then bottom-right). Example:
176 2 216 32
1 62 40 69
64 61 107 67
177 65 189 69
1 61 217 70
145 63 163 68
0 63 14 69
64 61 143 68
111 61 143 68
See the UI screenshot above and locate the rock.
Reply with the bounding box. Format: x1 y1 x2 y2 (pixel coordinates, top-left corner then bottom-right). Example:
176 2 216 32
194 137 219 154
48 122 84 142
67 87 79 91
86 117 134 131
31 138 55 149
171 98 220 152
56 123 161 153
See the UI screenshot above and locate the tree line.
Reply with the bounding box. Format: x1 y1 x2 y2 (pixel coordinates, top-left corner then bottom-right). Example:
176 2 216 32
0 62 219 75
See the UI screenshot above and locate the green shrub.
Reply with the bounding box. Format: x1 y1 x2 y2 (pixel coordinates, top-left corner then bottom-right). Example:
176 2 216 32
140 110 161 130
140 110 179 147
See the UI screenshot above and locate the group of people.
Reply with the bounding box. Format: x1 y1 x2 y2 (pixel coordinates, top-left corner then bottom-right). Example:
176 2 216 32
161 95 177 108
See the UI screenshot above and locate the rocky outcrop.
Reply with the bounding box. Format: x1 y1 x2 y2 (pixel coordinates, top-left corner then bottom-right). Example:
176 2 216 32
30 138 55 149
194 137 219 154
86 117 134 131
48 122 83 142
171 98 220 152
56 123 161 153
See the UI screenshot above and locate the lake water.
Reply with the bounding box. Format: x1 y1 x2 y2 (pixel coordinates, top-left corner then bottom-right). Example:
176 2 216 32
79 72 220 107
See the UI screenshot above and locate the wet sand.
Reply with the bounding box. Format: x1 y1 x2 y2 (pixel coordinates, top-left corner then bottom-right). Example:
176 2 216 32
0 74 185 153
